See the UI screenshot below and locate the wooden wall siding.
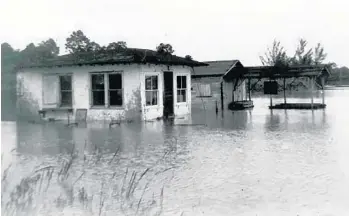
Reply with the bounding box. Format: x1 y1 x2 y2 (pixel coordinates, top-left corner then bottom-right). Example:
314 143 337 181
192 77 221 98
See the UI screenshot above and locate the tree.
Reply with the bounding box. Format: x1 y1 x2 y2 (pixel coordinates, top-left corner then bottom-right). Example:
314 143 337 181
19 39 60 63
1 43 21 74
185 55 193 60
37 38 60 57
1 43 21 120
156 43 174 54
289 39 314 65
86 41 101 52
105 41 127 51
1 43 20 67
65 30 101 53
313 43 327 65
260 38 338 88
106 41 127 50
16 39 60 65
328 66 349 83
259 40 290 66
261 39 331 67
1 43 16 54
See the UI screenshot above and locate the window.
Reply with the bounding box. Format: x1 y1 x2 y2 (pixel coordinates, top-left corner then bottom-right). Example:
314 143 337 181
43 74 72 107
91 74 105 106
108 73 123 106
59 75 72 107
91 72 123 107
145 75 158 106
177 76 187 102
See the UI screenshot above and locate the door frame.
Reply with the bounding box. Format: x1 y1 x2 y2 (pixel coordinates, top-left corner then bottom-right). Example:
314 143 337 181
163 71 174 118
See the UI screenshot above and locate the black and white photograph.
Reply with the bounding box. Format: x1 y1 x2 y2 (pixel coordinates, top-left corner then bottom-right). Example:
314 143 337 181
1 0 349 215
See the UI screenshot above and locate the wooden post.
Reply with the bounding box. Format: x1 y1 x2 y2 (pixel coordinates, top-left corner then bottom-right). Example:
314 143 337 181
215 100 218 114
67 112 70 124
283 78 286 104
245 80 248 101
220 82 224 110
269 78 273 108
310 77 314 109
248 78 251 101
321 76 325 105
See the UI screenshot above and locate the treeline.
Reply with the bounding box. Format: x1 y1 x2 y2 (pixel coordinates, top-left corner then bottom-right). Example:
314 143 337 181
326 66 349 84
2 29 181 68
257 39 349 88
259 39 334 67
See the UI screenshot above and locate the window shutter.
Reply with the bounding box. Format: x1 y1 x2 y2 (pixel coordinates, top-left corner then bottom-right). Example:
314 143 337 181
43 75 59 106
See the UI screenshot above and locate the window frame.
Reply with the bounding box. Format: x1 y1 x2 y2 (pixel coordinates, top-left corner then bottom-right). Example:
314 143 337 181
145 74 159 107
176 75 188 104
107 73 124 107
89 71 124 109
59 74 73 108
42 73 73 108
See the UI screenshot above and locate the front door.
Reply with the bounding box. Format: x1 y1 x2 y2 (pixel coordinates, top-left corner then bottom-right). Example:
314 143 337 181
163 72 174 118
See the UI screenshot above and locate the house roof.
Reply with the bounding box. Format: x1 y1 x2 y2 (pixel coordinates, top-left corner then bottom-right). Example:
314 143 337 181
17 48 208 69
192 60 242 78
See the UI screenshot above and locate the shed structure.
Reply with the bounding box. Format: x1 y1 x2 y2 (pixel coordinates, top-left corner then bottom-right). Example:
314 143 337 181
222 64 331 110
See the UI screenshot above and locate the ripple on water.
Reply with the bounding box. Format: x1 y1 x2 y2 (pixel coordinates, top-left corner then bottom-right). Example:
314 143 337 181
2 89 349 215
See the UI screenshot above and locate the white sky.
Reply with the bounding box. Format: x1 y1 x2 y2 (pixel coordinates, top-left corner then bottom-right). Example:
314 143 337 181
1 0 348 66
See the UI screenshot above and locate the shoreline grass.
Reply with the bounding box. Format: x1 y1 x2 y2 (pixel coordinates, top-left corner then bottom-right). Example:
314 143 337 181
2 139 177 216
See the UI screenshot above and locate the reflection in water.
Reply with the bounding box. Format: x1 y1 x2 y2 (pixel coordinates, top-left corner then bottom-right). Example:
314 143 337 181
264 109 328 133
2 88 349 215
264 110 281 131
191 108 251 130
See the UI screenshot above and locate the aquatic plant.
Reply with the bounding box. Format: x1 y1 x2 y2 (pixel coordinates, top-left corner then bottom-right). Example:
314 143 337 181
2 139 174 216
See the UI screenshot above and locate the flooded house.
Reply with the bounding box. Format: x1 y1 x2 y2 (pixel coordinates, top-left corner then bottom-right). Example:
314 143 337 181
191 60 247 109
16 48 208 122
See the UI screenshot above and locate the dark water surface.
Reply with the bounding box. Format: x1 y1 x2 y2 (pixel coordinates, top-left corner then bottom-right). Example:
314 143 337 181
2 88 349 216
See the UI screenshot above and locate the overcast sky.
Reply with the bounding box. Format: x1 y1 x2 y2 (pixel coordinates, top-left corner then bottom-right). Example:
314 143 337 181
1 0 348 66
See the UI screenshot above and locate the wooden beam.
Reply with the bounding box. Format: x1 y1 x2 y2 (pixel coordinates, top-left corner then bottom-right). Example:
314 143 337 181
232 86 235 102
310 77 314 109
245 81 248 101
321 76 325 105
248 78 251 101
220 82 224 110
283 78 287 104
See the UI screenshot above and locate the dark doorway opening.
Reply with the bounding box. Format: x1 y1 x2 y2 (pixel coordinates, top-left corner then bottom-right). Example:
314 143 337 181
163 72 174 118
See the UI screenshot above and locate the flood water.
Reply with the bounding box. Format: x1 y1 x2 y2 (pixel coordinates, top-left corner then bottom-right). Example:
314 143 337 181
2 88 349 216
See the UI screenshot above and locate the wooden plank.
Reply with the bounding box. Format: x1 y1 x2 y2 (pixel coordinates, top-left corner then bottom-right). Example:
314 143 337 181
220 82 224 110
248 78 251 101
270 103 326 110
321 77 325 105
283 78 287 104
310 77 314 109
75 109 87 122
43 75 59 105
